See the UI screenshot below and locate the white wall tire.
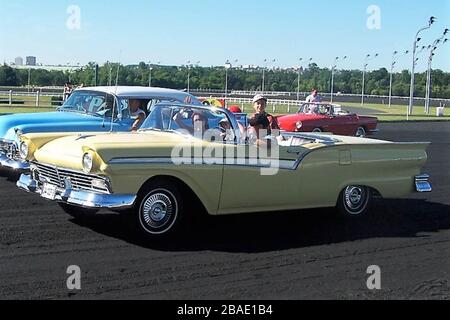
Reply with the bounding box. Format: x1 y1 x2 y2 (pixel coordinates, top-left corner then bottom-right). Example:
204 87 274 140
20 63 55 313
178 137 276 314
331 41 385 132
356 127 366 138
135 180 184 239
336 186 371 217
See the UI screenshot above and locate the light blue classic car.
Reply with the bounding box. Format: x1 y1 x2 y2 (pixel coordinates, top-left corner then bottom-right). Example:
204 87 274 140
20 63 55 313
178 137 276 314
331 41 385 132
0 86 201 171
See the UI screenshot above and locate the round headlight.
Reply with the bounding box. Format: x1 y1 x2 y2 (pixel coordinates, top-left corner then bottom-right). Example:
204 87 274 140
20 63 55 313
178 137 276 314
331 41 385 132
296 121 303 130
19 141 29 159
82 153 94 173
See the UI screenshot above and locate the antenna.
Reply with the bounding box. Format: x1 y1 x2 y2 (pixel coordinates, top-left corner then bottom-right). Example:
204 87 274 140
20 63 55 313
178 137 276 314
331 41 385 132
110 60 121 133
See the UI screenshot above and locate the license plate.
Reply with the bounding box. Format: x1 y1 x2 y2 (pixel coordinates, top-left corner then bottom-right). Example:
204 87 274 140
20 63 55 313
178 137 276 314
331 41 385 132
41 183 57 200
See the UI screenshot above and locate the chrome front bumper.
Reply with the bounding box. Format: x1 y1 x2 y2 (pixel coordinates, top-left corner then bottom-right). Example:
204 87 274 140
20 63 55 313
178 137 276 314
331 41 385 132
415 174 432 193
17 173 136 209
0 153 30 171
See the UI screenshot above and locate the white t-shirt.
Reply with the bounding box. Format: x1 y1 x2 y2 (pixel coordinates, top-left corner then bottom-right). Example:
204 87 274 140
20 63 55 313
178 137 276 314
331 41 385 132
305 94 322 103
132 108 146 118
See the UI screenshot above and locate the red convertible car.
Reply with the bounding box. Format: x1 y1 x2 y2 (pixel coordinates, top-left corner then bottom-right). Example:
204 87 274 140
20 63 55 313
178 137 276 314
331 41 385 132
277 102 378 137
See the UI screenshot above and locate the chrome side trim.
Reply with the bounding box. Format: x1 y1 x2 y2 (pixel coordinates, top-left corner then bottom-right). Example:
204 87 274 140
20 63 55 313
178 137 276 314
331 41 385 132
17 174 136 209
415 174 432 193
108 157 297 170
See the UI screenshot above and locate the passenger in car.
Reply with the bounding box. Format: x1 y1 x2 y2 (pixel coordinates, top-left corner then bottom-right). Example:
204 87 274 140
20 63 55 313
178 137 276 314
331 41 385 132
250 94 280 134
173 110 209 136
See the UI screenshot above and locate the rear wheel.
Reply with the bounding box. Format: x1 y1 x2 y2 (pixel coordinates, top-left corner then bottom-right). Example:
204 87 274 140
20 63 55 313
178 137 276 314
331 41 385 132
58 203 99 219
356 126 366 138
336 186 371 217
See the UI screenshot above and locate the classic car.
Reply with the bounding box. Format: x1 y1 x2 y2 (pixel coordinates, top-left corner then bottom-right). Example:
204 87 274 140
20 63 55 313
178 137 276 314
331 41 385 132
0 86 201 172
277 102 378 137
17 103 431 239
198 97 226 107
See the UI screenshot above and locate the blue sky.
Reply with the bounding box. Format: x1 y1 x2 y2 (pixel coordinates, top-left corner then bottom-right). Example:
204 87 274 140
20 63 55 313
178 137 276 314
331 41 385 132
0 0 449 72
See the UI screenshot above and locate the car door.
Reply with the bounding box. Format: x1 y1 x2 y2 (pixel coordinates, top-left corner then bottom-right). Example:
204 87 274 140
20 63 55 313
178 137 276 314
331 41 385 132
218 137 303 214
327 107 358 135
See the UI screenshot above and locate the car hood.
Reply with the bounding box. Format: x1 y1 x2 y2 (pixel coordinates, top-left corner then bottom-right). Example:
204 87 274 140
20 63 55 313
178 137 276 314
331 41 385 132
0 111 107 143
33 131 197 171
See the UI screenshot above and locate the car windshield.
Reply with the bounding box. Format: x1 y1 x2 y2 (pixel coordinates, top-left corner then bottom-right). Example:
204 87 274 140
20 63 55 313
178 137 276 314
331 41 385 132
59 90 118 118
140 104 238 142
298 103 333 116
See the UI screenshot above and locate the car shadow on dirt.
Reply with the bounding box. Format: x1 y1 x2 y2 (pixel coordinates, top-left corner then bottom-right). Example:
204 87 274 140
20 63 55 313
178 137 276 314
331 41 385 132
68 198 450 253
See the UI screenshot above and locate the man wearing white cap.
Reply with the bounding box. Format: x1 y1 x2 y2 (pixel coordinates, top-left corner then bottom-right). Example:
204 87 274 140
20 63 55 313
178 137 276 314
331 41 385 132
249 94 280 139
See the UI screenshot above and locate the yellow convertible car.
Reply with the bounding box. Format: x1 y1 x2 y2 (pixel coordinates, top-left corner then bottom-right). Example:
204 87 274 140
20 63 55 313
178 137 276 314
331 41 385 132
16 103 431 238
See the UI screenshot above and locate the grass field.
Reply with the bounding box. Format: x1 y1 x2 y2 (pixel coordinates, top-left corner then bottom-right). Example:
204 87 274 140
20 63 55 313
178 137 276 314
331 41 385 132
1 94 449 122
0 94 57 114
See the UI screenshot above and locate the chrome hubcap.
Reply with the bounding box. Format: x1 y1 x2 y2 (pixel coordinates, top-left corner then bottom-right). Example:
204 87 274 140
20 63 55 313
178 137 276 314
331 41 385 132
141 192 174 230
344 186 366 213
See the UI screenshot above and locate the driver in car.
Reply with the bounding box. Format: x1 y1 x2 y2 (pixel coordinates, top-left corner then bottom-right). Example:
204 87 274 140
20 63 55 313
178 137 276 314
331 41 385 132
130 99 147 131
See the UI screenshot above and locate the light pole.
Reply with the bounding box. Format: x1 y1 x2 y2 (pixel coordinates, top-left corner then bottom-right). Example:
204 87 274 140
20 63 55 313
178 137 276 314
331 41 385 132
186 60 199 93
186 60 191 93
330 56 347 103
261 59 275 93
108 62 113 86
27 68 31 92
148 61 161 87
388 51 397 109
408 16 435 118
297 58 312 100
388 50 409 108
224 59 237 98
262 59 267 93
361 53 378 106
148 61 153 87
425 29 448 114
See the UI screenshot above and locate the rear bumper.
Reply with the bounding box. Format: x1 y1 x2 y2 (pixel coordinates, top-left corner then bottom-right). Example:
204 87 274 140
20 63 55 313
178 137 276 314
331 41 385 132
0 153 30 172
17 173 136 209
415 174 432 193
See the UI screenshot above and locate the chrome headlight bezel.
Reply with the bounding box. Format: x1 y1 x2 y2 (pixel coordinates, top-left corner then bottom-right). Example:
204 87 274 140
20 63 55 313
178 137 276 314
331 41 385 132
296 121 303 130
19 141 29 159
82 153 94 173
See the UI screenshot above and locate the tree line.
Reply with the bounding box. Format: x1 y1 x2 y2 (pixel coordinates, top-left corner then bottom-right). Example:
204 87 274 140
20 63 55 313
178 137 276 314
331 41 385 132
1 62 449 98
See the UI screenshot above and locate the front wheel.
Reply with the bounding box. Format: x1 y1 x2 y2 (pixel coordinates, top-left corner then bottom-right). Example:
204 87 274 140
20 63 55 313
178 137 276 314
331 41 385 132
336 186 371 217
134 180 185 239
312 128 322 133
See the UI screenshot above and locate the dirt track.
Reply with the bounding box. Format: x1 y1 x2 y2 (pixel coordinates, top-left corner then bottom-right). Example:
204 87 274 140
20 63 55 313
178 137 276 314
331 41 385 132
0 122 449 300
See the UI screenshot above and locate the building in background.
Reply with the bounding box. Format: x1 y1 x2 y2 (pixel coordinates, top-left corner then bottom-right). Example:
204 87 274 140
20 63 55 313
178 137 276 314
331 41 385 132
15 57 23 66
26 56 37 66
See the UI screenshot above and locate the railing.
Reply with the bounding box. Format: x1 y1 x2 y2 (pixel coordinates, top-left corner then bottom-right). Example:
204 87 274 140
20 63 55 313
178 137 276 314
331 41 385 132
0 90 64 108
0 88 447 112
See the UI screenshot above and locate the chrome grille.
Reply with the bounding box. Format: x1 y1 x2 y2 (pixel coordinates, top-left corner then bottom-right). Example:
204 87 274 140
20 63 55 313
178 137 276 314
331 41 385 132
0 141 20 160
33 163 111 194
